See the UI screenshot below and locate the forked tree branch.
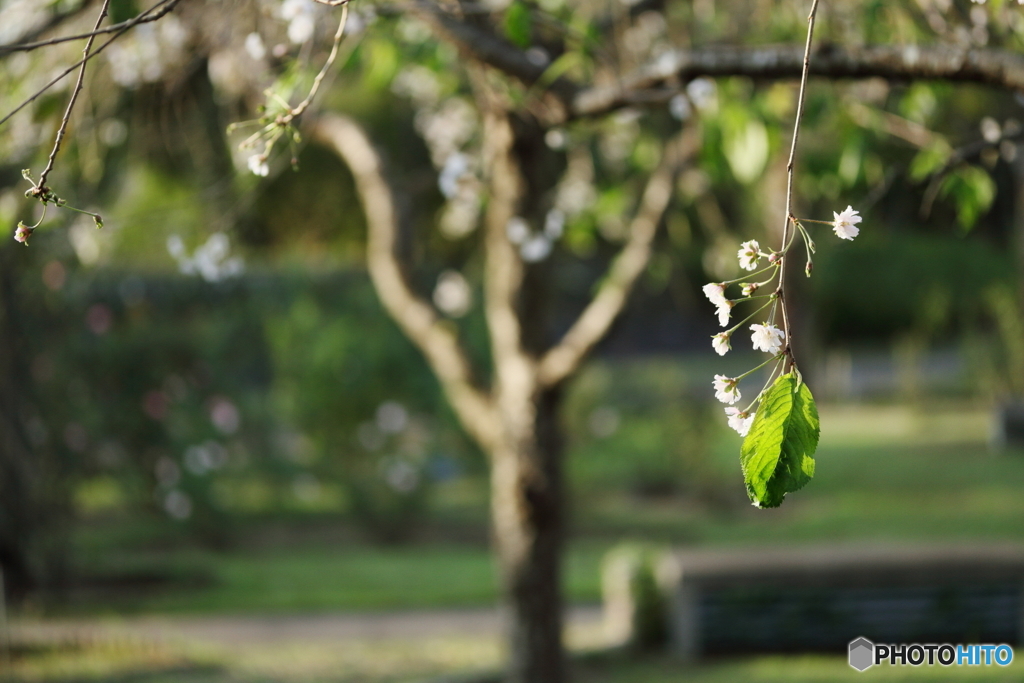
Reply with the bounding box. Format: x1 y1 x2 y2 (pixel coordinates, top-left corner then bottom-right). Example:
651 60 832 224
480 106 536 406
312 114 499 451
536 126 698 388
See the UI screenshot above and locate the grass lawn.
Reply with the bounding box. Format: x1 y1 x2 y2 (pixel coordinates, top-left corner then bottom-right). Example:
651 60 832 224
35 402 1024 617
52 542 607 615
10 401 1024 682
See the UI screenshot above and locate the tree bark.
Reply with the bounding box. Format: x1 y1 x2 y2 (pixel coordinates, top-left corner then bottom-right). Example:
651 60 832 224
490 385 566 683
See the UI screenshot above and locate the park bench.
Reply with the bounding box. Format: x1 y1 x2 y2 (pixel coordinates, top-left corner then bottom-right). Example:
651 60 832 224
603 544 1024 659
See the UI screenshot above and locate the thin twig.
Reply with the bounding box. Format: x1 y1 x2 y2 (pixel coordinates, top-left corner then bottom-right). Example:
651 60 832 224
35 0 112 191
280 0 350 125
0 0 180 56
0 0 177 129
777 0 820 371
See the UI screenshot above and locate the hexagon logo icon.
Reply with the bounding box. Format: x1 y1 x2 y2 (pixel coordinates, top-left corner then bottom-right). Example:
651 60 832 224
849 637 875 671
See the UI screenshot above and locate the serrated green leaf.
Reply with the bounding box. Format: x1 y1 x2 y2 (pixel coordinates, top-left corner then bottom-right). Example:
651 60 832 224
503 1 532 49
740 373 819 508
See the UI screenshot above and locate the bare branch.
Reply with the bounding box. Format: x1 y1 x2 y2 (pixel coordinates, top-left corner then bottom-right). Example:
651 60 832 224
311 114 499 451
536 128 697 388
573 44 1024 119
0 0 181 57
400 9 1024 123
35 0 112 192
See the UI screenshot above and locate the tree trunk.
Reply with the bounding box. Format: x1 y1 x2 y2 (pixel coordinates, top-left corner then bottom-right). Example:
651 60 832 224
490 385 566 683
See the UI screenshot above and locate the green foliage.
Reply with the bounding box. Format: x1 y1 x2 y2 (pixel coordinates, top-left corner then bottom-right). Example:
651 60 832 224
940 165 997 231
740 373 818 509
265 278 478 542
502 1 532 48
813 229 1014 342
909 140 952 182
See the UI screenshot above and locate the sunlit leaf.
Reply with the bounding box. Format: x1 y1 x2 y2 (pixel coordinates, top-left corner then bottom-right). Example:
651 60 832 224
740 373 819 508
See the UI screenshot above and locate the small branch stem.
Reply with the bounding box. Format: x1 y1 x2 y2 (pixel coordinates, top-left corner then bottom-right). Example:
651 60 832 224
776 0 820 372
35 0 112 191
724 297 775 335
0 0 179 56
736 352 786 383
280 1 350 125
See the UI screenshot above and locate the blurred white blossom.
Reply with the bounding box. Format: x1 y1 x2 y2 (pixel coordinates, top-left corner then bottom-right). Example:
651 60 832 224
167 233 244 282
248 154 270 177
280 0 320 43
106 17 189 88
244 32 267 61
506 217 531 245
520 235 553 263
433 270 473 317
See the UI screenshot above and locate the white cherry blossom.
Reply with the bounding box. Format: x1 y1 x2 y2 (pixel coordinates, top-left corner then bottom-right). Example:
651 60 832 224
702 282 727 308
712 332 731 356
737 240 761 271
750 323 785 354
716 300 733 327
832 205 862 241
725 407 755 436
713 375 741 405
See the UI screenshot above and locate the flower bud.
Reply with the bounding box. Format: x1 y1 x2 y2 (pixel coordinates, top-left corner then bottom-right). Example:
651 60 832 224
768 251 781 264
14 222 34 246
804 260 813 277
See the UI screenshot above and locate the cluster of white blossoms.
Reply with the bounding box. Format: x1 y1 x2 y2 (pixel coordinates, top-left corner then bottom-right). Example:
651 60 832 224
705 207 862 436
167 233 244 283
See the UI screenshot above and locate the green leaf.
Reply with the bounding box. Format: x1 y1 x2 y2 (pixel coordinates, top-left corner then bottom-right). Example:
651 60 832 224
740 373 819 508
503 1 532 49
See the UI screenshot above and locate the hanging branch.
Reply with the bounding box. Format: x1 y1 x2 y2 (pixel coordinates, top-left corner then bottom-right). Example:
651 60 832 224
775 0 821 371
234 1 353 175
701 0 835 510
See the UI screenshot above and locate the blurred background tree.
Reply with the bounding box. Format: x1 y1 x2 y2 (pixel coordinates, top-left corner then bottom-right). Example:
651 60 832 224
3 0 1024 681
